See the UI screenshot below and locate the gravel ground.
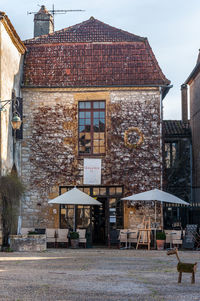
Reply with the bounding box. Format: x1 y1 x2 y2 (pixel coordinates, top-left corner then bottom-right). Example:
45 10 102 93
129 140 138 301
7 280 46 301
0 248 199 301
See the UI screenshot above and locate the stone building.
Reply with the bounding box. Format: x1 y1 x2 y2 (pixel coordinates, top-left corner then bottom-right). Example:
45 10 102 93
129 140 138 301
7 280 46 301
0 11 26 246
20 8 171 244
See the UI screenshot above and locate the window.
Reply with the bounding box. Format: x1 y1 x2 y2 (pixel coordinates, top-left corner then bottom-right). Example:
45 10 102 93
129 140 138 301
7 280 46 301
78 101 105 155
165 142 178 168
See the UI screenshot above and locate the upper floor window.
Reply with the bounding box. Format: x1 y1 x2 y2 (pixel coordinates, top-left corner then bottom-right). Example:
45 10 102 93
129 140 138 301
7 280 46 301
78 101 105 155
165 142 178 168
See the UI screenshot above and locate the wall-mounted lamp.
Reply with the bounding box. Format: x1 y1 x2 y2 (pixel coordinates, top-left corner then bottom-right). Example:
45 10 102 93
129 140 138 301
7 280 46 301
0 95 22 130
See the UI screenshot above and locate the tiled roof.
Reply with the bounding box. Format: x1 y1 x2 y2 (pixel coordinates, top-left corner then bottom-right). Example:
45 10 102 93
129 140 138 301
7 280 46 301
24 17 145 44
23 17 170 88
163 120 191 137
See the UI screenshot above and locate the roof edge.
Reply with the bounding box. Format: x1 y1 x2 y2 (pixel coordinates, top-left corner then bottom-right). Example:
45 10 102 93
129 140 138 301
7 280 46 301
184 61 200 85
0 11 26 54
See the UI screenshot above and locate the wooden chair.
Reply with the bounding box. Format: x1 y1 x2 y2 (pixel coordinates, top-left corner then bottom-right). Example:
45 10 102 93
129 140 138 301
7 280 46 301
77 229 86 248
46 228 57 248
57 229 69 247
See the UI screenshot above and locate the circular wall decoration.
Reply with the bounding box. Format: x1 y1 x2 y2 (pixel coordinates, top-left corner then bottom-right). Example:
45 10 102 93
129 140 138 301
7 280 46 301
124 127 144 149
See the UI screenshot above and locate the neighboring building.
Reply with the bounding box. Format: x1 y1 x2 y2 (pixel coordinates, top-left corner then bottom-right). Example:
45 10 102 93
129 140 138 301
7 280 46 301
0 11 26 246
0 11 26 175
184 51 200 225
185 53 200 204
20 6 170 244
163 119 191 228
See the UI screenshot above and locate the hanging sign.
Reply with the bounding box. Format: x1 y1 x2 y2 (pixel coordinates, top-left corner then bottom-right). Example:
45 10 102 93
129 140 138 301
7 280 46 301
84 159 101 185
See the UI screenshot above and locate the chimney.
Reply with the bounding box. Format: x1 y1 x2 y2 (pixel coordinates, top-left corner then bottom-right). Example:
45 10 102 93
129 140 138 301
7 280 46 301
181 84 188 123
34 5 54 37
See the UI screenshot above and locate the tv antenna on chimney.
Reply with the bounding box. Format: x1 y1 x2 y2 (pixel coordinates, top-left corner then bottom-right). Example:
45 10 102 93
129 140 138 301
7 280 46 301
27 4 85 29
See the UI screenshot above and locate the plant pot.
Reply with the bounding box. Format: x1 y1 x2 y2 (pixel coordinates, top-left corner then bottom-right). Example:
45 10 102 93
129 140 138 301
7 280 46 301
71 239 79 249
156 239 165 250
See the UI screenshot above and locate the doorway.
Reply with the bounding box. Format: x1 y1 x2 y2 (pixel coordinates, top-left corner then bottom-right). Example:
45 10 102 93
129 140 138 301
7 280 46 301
59 185 124 245
92 197 107 245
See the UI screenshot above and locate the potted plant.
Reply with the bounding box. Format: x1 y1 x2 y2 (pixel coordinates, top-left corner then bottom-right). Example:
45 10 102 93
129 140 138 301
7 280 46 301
70 231 79 248
156 231 166 250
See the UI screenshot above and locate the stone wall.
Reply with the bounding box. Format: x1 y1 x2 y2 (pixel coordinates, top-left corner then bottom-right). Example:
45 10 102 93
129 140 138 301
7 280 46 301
21 87 162 229
9 234 46 251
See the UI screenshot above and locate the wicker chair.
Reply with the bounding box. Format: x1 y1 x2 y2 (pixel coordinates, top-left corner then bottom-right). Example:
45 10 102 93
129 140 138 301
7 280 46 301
46 228 57 248
77 229 86 248
57 229 69 247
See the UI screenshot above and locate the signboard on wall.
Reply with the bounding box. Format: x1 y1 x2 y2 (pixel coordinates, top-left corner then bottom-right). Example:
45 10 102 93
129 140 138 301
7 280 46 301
84 159 102 185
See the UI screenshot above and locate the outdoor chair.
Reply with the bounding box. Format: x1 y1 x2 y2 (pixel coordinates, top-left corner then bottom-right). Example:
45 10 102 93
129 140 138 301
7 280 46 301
57 229 69 247
108 229 120 248
127 229 138 248
77 229 86 248
171 230 183 248
119 229 128 248
46 228 57 248
164 230 183 248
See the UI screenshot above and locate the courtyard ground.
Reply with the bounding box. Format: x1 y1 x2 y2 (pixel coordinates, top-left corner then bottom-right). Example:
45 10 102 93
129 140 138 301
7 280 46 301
0 248 199 301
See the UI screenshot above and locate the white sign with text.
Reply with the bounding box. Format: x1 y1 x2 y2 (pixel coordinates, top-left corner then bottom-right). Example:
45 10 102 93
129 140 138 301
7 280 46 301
84 158 102 185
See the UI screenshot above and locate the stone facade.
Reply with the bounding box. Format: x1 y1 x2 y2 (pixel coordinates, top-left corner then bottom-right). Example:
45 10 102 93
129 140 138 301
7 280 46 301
21 87 162 229
19 14 170 240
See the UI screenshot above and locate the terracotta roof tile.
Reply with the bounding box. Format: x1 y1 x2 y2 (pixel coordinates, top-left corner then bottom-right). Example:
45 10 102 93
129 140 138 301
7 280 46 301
23 17 170 88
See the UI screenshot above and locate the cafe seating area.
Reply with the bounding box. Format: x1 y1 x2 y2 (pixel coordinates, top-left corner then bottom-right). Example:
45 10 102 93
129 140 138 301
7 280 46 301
18 223 200 251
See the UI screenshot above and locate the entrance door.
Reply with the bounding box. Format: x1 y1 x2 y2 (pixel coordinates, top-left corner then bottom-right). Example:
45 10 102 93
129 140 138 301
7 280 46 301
92 198 108 245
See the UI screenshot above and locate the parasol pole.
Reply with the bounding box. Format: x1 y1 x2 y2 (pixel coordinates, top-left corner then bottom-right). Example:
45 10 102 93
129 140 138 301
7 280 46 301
161 201 164 230
73 205 76 232
154 201 157 249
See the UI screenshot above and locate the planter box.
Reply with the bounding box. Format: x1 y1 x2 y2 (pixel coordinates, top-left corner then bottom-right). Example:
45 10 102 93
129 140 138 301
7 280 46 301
9 234 46 252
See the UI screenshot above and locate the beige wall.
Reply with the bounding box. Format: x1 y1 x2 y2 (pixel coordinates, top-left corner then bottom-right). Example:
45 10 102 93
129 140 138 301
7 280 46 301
21 87 162 229
0 22 23 175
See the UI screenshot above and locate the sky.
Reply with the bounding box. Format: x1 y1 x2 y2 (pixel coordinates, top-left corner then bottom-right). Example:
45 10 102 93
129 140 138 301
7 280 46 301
1 0 200 120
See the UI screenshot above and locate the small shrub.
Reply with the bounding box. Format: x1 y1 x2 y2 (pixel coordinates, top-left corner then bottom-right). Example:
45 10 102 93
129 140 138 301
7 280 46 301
70 231 79 239
156 231 166 240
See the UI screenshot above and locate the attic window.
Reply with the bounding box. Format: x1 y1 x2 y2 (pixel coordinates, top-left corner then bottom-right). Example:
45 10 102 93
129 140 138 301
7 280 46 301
78 101 106 155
